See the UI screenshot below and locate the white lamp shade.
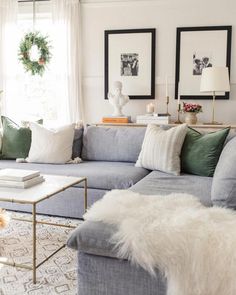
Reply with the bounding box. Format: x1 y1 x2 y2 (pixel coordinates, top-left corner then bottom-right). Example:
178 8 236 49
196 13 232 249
200 67 230 92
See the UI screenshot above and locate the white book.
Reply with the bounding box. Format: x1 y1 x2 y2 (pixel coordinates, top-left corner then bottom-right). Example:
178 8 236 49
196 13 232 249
137 120 170 125
136 117 170 124
137 115 169 120
0 176 45 189
136 115 170 124
0 169 40 182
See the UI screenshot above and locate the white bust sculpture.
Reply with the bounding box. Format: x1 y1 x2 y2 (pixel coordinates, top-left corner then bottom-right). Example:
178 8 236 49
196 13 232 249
108 81 129 117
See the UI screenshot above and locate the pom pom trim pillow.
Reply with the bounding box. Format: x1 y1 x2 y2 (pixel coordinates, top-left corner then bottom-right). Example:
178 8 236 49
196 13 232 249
26 123 75 164
136 124 187 175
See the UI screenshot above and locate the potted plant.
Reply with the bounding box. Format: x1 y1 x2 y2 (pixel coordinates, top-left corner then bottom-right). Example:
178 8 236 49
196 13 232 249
182 102 202 124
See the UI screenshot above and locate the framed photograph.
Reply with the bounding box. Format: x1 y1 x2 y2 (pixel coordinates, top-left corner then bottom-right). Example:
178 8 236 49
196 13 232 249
175 26 232 100
105 28 156 99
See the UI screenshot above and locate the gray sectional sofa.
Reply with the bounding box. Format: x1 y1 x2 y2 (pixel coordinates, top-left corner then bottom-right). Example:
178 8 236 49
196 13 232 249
0 125 235 295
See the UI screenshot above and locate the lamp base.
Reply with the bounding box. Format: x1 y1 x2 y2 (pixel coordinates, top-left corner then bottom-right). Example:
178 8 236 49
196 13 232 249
203 121 223 126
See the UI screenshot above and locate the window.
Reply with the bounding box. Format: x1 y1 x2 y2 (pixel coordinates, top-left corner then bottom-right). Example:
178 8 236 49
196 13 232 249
7 1 61 125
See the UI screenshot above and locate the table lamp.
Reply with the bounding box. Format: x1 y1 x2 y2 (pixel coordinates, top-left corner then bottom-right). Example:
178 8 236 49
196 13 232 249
200 67 230 125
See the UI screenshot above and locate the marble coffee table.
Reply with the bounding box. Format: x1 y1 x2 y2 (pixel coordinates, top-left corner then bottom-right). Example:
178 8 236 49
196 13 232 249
0 174 87 284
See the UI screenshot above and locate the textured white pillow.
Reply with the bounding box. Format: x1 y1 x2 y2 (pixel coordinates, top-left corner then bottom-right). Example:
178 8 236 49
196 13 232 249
27 123 75 164
136 124 187 175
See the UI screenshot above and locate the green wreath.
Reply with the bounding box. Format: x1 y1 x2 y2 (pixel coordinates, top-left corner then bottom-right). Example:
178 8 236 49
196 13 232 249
19 31 52 76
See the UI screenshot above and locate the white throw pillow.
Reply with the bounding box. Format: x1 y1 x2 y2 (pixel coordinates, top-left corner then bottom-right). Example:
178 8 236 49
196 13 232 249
136 124 187 175
27 123 75 164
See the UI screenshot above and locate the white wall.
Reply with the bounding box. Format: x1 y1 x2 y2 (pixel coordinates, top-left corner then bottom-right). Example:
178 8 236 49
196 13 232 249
81 0 236 124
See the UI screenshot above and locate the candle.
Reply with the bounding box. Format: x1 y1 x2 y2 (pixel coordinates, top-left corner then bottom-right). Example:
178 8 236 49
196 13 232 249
178 82 181 105
146 103 155 114
150 103 154 113
165 75 168 97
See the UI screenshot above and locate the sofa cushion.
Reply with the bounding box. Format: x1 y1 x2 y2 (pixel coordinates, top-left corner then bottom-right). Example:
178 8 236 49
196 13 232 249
82 126 146 162
67 171 212 258
181 127 230 177
211 136 236 208
0 160 149 190
67 170 213 257
130 170 212 207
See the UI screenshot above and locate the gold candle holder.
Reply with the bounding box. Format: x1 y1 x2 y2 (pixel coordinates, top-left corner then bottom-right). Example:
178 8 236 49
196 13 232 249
174 103 182 124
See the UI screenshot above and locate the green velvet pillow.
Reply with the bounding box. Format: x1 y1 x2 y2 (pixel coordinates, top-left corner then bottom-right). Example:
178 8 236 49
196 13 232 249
1 116 32 159
181 127 230 177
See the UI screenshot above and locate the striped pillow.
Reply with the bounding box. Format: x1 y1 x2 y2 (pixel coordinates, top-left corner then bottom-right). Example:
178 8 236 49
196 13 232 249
135 124 187 175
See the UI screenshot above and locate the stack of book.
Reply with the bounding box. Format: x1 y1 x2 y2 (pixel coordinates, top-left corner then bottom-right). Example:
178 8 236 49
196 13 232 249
102 116 131 123
136 114 171 125
0 169 45 189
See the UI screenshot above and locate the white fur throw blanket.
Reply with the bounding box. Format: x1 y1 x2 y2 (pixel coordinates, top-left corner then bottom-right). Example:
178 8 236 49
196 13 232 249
84 190 236 295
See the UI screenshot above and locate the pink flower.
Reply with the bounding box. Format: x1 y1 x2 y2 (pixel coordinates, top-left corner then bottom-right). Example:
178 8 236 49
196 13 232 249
182 102 202 113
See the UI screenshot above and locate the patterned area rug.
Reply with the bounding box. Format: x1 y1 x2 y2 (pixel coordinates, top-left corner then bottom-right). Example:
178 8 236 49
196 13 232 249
0 212 82 295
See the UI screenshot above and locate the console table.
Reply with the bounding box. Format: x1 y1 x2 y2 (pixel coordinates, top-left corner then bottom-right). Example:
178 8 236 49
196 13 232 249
93 122 236 131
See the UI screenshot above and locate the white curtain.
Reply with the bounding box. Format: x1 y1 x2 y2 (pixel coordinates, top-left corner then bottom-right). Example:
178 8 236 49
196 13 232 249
51 0 84 124
0 0 18 117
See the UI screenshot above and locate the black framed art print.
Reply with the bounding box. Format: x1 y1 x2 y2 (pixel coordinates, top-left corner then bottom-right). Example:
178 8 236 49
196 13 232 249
105 28 156 100
175 26 232 100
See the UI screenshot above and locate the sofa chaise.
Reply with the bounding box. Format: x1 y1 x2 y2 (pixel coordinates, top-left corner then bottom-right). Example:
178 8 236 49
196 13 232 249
67 171 213 295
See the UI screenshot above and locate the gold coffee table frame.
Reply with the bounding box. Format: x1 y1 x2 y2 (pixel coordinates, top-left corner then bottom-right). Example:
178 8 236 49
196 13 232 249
0 175 87 284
